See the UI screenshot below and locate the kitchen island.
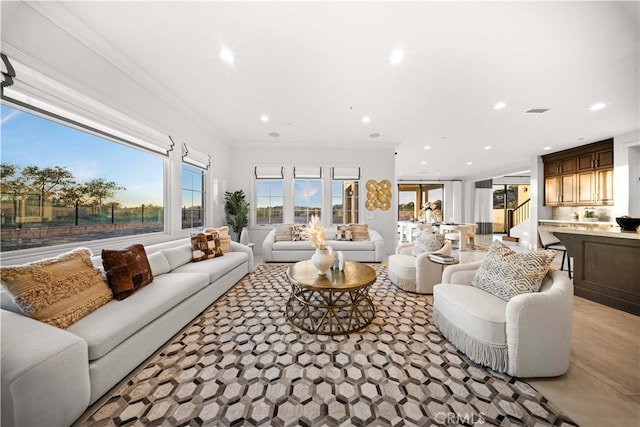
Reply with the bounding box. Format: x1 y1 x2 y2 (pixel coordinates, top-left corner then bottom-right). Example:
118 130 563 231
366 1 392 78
539 225 640 315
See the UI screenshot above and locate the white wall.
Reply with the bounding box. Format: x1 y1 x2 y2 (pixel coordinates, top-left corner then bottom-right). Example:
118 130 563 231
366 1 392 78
614 130 640 218
230 143 397 256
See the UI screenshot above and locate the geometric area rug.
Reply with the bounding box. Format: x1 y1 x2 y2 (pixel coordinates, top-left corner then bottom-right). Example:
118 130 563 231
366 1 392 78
79 264 577 426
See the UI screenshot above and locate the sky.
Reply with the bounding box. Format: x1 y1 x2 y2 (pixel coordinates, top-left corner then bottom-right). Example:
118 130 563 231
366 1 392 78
1 104 164 207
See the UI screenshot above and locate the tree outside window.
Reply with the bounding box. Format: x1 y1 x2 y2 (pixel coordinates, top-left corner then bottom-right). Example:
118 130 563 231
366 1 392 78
1 104 164 251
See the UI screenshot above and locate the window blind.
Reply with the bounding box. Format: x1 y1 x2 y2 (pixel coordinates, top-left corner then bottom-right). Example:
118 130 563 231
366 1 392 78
182 143 211 170
0 54 174 155
293 166 322 179
332 166 360 180
254 166 284 179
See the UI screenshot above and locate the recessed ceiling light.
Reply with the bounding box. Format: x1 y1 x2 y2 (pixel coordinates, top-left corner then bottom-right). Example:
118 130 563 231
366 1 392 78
362 116 371 124
268 132 279 138
389 49 404 65
543 146 552 151
220 47 235 64
589 102 606 111
421 161 426 165
369 133 380 138
524 108 549 114
260 115 269 123
466 161 473 165
424 145 431 150
484 145 492 150
494 102 506 110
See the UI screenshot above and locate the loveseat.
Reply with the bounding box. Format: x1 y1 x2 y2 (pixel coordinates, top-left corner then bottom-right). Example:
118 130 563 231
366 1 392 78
1 238 253 427
262 225 384 262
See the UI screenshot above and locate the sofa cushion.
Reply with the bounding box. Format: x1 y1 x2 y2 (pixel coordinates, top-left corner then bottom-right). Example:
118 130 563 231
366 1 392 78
102 244 154 300
350 224 370 241
325 240 375 251
433 283 508 347
0 248 113 329
203 226 231 253
274 224 294 241
172 251 248 283
336 224 352 241
147 252 171 276
291 224 309 241
66 272 210 360
162 244 193 270
411 233 445 256
191 232 223 262
471 241 556 301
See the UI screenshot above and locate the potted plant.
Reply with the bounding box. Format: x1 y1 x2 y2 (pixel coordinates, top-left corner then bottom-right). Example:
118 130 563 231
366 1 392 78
224 190 250 242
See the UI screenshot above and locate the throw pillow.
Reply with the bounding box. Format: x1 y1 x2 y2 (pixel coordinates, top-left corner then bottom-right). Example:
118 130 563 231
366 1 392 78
191 231 224 262
471 240 557 301
274 224 294 242
350 223 370 241
292 224 309 241
203 226 231 253
411 232 445 256
336 224 352 241
0 248 113 328
102 244 154 301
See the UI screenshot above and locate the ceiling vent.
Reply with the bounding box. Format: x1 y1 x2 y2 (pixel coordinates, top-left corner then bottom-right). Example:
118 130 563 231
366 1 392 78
524 108 550 114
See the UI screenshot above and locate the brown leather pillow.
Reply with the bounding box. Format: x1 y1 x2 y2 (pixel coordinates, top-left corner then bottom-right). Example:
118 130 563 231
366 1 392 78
102 244 153 300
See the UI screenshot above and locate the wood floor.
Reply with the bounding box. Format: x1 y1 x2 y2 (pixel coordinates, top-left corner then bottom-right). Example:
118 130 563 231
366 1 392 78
527 296 640 427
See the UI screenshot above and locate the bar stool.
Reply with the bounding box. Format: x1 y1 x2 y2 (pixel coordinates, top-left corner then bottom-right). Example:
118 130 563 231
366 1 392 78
538 229 572 279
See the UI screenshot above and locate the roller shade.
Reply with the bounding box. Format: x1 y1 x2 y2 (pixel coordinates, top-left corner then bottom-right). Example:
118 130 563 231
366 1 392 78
294 166 322 179
182 143 211 170
332 167 360 180
0 54 174 155
254 166 284 179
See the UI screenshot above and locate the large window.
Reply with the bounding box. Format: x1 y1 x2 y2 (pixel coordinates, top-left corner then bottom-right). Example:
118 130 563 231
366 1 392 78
181 165 205 229
1 104 164 251
332 181 359 224
256 180 283 225
398 183 443 222
294 179 322 224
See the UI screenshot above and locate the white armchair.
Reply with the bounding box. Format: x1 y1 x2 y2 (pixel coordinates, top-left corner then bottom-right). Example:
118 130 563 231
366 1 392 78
387 240 452 294
432 261 573 377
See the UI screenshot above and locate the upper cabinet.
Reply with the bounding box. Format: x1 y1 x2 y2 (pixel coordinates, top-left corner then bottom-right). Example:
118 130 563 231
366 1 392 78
542 139 613 207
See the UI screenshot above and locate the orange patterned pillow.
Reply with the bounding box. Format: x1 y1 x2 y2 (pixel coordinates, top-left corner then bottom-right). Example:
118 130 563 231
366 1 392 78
1 248 113 328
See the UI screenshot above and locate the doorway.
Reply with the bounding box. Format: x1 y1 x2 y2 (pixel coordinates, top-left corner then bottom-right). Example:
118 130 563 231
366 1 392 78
492 184 530 233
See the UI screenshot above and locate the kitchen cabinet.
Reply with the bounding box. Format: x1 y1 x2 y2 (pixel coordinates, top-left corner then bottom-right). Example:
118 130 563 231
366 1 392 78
546 174 576 206
543 139 613 206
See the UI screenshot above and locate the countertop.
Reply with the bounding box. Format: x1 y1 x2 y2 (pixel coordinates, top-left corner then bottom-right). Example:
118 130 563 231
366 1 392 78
539 225 640 240
538 219 616 226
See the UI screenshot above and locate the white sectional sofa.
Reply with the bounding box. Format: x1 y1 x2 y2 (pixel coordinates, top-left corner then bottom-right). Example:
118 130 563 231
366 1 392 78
262 226 385 263
1 238 253 427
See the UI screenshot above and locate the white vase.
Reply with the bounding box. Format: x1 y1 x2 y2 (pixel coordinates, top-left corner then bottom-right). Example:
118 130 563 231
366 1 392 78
311 248 334 276
239 228 249 245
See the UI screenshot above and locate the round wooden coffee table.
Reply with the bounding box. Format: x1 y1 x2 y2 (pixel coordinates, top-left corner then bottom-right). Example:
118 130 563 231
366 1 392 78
285 260 377 335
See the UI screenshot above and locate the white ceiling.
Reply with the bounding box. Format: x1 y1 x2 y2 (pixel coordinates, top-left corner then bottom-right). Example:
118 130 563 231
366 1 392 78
10 1 640 180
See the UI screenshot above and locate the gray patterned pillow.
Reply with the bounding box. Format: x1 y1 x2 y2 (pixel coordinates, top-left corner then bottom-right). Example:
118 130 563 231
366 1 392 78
411 232 445 256
471 240 556 301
